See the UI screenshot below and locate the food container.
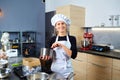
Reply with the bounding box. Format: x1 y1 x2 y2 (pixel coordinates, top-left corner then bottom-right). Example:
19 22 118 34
0 59 8 68
40 48 56 73
0 68 11 78
27 72 49 80
40 48 56 60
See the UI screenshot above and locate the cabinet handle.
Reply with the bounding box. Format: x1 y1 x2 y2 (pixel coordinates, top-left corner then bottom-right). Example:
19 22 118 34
91 63 106 68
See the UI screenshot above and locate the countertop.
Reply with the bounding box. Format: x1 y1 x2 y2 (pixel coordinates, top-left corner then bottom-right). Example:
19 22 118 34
78 49 120 59
1 56 70 80
1 49 120 80
0 57 25 80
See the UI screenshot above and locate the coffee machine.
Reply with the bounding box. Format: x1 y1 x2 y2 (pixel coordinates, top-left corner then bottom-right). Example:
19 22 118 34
81 29 94 50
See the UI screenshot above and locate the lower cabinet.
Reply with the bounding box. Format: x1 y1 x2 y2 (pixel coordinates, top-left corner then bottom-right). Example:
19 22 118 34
72 52 87 80
72 52 120 80
112 59 120 80
72 59 86 80
87 54 112 80
87 63 112 80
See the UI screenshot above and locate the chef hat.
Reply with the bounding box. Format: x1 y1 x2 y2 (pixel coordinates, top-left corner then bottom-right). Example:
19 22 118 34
51 14 71 27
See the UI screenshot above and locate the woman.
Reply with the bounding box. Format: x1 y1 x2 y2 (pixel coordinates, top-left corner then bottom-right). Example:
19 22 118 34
49 14 77 79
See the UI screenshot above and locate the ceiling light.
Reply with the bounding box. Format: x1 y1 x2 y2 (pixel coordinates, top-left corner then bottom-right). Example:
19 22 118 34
92 27 120 31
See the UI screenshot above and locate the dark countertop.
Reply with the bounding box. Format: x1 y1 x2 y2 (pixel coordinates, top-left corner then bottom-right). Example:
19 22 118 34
3 72 25 80
0 57 25 80
78 49 120 59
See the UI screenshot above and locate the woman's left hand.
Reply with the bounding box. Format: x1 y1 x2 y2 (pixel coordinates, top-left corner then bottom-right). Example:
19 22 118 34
0 53 8 59
51 42 72 57
51 42 63 48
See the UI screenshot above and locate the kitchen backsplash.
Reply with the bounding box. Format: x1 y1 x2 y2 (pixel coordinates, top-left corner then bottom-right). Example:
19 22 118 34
91 30 120 49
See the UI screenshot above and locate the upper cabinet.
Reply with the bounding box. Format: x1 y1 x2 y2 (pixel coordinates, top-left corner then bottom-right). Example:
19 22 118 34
21 31 36 57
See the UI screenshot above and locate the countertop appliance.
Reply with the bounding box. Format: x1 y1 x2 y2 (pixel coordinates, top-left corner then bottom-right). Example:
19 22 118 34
81 32 94 50
91 44 110 52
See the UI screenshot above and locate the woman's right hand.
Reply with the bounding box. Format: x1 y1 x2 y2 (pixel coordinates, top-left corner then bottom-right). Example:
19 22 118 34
39 55 51 60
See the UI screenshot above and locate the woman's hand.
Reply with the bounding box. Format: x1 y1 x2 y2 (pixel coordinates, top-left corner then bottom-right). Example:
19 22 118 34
51 42 62 48
51 42 72 57
0 53 8 59
39 55 51 60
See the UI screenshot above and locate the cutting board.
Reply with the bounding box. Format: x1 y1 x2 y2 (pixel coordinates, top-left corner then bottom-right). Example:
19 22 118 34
23 57 40 68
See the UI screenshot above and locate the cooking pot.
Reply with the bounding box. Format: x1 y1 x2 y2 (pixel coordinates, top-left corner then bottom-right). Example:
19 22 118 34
49 72 75 80
0 68 11 78
0 59 8 68
81 39 90 48
40 48 56 60
27 72 49 80
40 48 56 73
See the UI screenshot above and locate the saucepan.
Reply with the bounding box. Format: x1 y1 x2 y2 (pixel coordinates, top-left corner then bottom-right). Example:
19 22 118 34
27 72 49 80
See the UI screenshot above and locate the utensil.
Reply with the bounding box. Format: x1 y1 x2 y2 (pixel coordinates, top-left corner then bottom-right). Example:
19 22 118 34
81 38 90 48
0 68 11 78
49 72 75 80
49 73 65 80
27 72 49 80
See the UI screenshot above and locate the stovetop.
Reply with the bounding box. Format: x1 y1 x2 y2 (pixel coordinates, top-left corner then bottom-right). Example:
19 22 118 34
13 66 26 78
13 66 41 79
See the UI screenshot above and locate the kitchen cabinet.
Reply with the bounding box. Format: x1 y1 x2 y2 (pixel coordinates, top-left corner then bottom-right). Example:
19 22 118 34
56 5 85 47
72 52 120 80
0 31 37 57
112 59 120 80
45 11 55 48
87 54 112 80
72 52 87 80
21 31 36 57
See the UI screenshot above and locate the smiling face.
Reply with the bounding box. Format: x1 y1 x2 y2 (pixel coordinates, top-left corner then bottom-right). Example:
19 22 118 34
55 21 67 35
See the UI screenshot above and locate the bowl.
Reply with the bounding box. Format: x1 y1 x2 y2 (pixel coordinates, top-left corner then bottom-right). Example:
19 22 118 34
40 48 56 60
81 39 90 48
0 59 8 68
27 72 49 80
0 68 11 78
